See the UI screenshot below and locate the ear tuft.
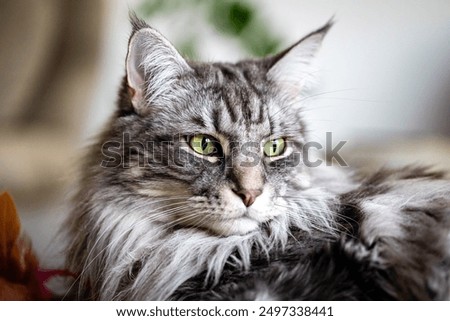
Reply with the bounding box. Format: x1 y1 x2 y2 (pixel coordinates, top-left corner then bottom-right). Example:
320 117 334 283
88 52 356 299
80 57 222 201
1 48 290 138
267 19 333 93
129 11 151 34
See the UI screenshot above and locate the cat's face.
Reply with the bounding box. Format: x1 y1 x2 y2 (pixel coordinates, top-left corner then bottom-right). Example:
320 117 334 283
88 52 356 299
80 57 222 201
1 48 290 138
100 18 330 236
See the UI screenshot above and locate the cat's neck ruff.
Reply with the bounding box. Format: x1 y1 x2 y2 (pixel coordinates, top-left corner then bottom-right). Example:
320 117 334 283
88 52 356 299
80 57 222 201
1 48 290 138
75 186 337 300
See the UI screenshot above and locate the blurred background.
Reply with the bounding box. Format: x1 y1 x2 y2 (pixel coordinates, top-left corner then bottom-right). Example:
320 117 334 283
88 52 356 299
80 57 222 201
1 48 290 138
0 0 449 266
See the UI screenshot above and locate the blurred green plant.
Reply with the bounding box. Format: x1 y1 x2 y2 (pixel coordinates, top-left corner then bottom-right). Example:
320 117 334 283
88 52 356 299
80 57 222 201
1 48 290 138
138 0 281 59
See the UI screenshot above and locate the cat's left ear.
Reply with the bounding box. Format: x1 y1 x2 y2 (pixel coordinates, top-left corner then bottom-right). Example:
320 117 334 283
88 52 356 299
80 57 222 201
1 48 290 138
266 21 333 92
126 15 192 112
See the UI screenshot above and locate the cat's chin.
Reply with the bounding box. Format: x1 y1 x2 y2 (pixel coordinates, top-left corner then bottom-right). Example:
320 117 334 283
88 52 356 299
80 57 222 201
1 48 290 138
206 217 260 236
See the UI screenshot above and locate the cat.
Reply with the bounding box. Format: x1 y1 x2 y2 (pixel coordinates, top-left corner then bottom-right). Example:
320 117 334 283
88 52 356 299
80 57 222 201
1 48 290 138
64 14 450 300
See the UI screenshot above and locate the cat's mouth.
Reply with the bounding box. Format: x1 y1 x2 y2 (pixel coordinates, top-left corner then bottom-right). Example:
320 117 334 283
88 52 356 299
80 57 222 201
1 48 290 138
211 215 261 236
174 188 279 236
207 207 277 236
217 206 272 223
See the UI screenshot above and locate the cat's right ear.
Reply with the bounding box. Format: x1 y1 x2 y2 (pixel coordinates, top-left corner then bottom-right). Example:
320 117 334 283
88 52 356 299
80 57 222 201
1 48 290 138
266 20 333 94
126 15 192 113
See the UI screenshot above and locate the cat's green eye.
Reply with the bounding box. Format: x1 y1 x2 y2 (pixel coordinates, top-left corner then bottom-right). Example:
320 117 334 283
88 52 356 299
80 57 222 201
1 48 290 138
264 138 286 157
189 135 219 156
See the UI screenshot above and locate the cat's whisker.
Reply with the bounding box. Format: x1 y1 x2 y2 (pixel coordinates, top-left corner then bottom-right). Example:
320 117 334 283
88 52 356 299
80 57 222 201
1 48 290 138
400 184 449 207
65 201 197 299
273 203 339 236
158 211 207 231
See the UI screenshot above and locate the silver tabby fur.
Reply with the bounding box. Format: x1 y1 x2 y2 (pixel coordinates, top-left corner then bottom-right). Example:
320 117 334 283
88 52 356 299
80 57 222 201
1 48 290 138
65 15 450 300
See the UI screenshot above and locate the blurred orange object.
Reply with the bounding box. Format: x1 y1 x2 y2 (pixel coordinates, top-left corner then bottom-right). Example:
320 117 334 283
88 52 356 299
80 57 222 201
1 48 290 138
0 192 41 300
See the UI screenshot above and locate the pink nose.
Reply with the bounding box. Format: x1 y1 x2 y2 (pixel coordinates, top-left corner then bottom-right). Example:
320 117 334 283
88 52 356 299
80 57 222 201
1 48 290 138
233 189 262 207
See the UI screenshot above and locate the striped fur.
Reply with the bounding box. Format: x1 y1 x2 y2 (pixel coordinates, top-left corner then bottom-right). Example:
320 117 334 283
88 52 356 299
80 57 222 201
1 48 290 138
64 16 450 300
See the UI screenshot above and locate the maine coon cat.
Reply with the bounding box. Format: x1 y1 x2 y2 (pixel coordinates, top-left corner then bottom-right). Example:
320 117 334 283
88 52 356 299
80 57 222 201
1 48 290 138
65 15 450 300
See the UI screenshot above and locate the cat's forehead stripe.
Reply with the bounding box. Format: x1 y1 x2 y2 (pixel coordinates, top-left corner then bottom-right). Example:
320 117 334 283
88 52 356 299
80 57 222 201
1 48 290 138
240 69 266 125
215 64 266 128
221 87 238 123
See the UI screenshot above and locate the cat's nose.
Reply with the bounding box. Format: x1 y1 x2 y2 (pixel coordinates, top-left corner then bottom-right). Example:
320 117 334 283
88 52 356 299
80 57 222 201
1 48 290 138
233 189 262 207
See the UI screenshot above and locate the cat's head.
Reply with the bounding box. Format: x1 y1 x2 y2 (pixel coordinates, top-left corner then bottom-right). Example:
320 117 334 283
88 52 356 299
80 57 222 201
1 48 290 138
98 16 331 236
